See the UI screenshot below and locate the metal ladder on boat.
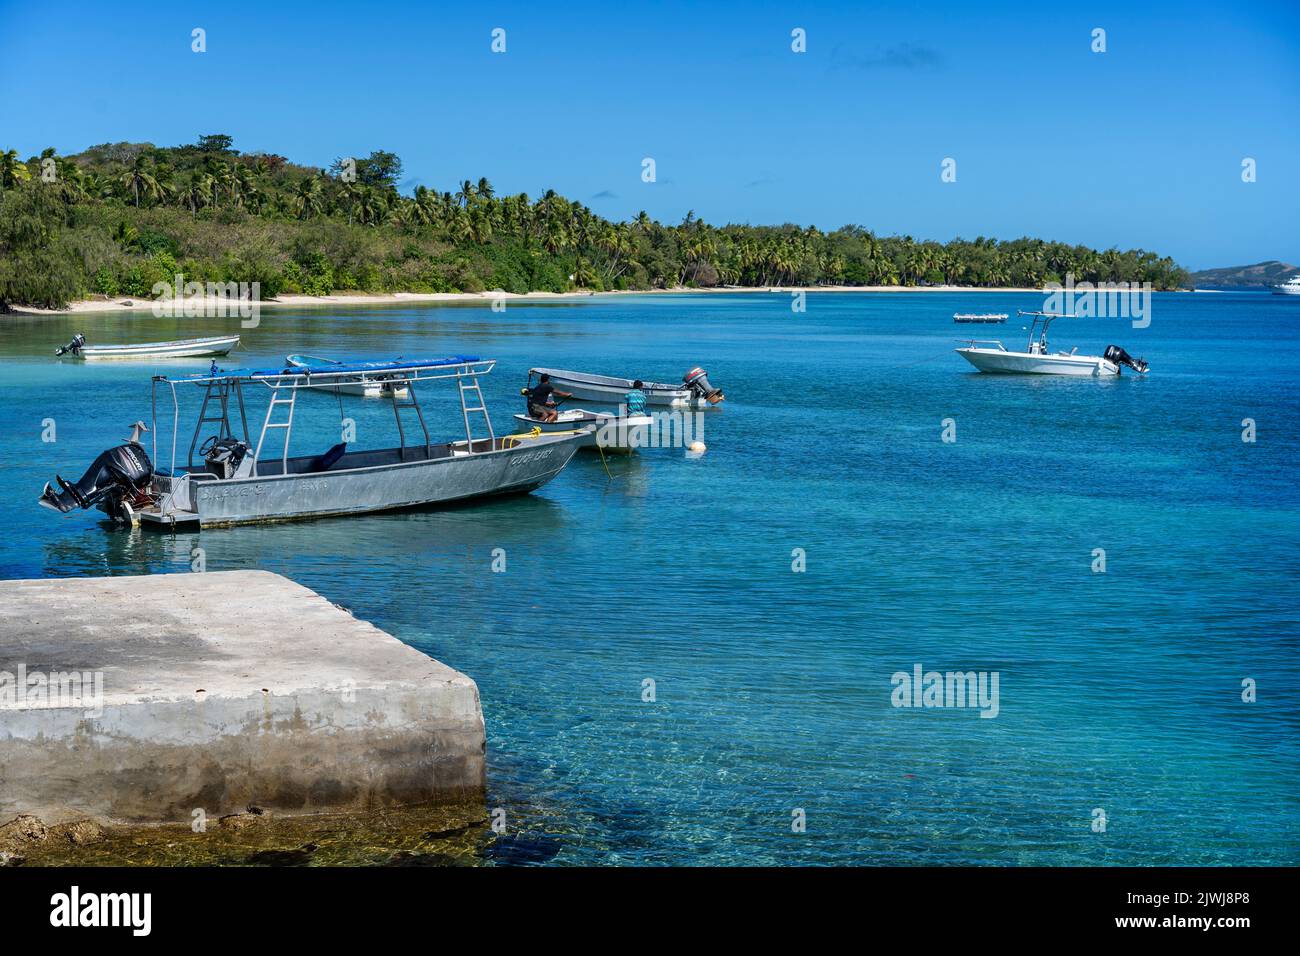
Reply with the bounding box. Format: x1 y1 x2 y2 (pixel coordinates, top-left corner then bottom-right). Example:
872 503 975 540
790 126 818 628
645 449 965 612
187 380 235 467
457 368 495 454
253 384 297 476
390 381 431 462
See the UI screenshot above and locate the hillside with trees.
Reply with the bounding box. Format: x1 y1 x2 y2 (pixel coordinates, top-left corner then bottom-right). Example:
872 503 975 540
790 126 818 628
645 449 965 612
0 135 1190 311
1189 260 1297 289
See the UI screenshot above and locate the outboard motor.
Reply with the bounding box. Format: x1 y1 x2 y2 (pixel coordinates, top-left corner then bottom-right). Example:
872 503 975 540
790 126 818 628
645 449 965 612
683 366 725 404
1103 345 1149 374
55 333 86 357
39 425 154 521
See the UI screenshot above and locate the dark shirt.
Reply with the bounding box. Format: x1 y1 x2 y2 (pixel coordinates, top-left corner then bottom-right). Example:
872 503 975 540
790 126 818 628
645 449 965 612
530 382 555 406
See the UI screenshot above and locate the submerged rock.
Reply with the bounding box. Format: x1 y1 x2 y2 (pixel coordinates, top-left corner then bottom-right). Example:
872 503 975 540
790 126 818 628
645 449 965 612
52 820 108 846
0 814 48 852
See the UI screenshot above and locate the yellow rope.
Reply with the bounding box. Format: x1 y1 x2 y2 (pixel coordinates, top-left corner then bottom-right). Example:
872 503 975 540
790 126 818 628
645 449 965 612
500 426 592 448
500 425 616 480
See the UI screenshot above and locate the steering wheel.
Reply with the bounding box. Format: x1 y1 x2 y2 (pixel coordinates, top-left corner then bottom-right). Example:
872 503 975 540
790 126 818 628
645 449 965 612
199 434 222 456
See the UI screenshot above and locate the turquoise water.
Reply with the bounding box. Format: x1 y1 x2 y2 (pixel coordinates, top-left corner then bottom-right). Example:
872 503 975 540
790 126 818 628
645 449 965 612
3 291 1298 865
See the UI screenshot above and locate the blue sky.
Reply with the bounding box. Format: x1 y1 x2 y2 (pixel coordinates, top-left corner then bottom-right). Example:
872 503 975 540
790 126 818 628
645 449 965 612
2 0 1297 270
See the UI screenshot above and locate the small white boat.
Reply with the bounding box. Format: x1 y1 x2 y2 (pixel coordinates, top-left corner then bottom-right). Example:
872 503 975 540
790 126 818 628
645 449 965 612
512 408 655 454
529 366 723 409
1273 275 1300 295
55 333 240 360
285 354 410 398
953 313 1008 324
955 311 1148 377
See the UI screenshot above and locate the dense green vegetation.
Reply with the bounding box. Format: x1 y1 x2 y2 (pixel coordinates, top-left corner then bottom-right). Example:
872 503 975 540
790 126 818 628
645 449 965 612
0 135 1190 311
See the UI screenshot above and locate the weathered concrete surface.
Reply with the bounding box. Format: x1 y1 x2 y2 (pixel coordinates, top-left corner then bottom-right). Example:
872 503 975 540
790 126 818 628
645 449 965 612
0 571 485 825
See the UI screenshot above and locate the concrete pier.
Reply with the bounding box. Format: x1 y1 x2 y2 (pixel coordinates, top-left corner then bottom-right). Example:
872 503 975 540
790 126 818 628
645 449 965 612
0 571 485 825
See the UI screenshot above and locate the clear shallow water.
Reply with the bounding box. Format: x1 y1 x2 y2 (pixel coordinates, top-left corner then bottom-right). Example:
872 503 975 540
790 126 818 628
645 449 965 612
2 291 1297 866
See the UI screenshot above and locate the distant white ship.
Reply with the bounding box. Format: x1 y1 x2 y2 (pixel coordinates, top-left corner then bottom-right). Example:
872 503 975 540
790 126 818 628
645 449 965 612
1273 275 1300 295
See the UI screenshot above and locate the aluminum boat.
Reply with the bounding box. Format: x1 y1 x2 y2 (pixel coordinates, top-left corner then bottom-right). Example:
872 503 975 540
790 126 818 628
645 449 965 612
55 333 240 359
528 366 724 409
38 355 584 528
955 312 1148 377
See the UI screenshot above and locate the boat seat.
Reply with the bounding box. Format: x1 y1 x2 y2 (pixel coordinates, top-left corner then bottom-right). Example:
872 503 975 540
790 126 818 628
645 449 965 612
309 443 348 472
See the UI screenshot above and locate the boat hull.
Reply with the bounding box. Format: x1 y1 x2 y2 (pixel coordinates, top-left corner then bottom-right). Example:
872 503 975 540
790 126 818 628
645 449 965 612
142 434 582 527
533 368 714 409
78 335 240 360
512 410 655 453
955 348 1119 376
328 381 410 398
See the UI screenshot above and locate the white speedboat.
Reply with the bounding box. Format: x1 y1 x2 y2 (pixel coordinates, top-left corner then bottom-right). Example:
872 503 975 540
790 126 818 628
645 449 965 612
953 313 1007 324
955 311 1148 377
1273 275 1300 295
285 354 409 397
528 366 724 409
512 408 655 454
55 333 240 359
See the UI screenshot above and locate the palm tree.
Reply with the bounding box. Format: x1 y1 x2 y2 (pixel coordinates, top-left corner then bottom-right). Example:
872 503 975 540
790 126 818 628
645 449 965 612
179 171 211 218
0 150 32 188
294 176 323 220
119 159 161 208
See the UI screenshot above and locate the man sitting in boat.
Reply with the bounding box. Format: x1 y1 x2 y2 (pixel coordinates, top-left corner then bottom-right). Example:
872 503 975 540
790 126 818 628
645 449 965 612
623 380 648 416
527 373 572 423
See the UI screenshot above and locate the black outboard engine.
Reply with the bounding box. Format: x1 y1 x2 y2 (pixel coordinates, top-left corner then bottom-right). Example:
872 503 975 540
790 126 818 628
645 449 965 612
683 366 725 404
39 439 153 521
55 333 86 357
1103 345 1149 374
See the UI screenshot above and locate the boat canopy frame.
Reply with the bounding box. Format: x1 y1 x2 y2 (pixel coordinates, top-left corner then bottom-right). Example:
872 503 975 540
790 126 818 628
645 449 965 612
961 311 1081 354
151 356 497 477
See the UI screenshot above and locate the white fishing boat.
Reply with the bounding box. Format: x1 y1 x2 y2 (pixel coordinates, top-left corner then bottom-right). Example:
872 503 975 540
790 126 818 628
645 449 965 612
285 354 409 398
55 333 240 360
953 313 1008 324
38 355 584 528
1272 275 1300 295
512 408 656 454
955 311 1148 377
529 366 724 409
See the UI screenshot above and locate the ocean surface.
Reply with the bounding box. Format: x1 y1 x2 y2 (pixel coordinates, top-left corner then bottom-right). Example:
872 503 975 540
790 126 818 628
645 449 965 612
2 291 1297 866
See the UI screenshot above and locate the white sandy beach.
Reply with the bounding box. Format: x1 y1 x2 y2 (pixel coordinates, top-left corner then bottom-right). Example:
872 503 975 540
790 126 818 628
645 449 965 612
8 284 1048 318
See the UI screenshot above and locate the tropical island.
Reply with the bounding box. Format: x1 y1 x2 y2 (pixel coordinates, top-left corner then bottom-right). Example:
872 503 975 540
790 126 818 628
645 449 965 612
0 134 1190 313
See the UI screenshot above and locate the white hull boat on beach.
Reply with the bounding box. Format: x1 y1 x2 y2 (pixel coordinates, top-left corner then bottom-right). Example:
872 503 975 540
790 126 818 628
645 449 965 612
285 354 410 397
529 366 724 409
955 311 1148 377
512 408 656 454
55 333 240 360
